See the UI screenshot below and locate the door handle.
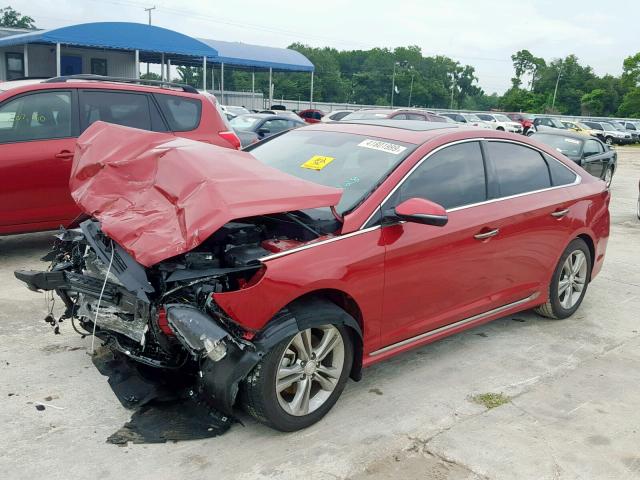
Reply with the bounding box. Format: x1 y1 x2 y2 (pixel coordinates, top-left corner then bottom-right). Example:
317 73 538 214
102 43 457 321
474 228 499 240
551 208 569 218
54 150 74 159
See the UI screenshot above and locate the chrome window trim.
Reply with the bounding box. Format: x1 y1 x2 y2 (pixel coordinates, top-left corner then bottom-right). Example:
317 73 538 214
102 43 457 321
361 137 582 228
368 292 539 357
260 138 582 263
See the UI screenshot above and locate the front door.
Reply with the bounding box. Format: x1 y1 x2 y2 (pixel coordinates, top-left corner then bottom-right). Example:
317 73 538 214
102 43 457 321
581 138 606 179
380 141 499 347
60 56 82 75
0 89 79 233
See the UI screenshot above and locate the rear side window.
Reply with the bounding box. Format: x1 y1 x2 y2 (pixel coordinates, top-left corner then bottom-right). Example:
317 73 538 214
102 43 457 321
488 142 551 197
80 91 159 132
0 90 72 143
395 141 487 209
154 94 201 131
544 154 577 186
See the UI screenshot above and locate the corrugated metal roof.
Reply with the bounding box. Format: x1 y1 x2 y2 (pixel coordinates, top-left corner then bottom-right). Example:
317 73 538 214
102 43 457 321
198 38 314 72
0 22 217 58
0 22 314 72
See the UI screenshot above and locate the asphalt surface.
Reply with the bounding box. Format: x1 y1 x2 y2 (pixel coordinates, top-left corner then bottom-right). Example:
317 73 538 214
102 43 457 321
1 147 639 480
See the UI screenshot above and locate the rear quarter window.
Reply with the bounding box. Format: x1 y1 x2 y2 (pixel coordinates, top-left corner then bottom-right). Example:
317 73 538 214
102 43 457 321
544 154 578 186
487 141 551 197
154 94 201 131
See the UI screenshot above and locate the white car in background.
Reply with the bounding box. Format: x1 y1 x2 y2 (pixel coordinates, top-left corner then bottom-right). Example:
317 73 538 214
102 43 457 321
475 113 523 133
321 110 355 122
440 112 493 129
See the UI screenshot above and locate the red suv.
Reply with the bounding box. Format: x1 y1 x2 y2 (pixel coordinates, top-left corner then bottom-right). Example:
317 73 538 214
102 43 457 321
0 75 240 235
16 120 609 431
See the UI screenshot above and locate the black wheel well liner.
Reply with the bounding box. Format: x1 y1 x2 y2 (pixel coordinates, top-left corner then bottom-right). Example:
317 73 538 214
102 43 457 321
577 233 595 272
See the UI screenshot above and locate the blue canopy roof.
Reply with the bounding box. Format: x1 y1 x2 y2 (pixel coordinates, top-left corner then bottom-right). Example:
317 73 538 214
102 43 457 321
0 22 218 60
0 22 314 72
198 38 314 72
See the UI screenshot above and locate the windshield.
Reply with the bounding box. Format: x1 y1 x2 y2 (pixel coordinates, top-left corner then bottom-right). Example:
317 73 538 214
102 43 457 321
533 133 583 157
230 115 262 131
248 130 415 215
342 111 390 120
494 114 511 122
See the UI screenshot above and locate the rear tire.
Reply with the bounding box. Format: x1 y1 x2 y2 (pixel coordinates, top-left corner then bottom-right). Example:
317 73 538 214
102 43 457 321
241 323 354 431
535 238 592 320
604 166 614 188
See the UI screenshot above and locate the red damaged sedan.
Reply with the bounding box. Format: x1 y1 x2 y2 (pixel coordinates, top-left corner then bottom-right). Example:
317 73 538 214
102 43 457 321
16 119 610 431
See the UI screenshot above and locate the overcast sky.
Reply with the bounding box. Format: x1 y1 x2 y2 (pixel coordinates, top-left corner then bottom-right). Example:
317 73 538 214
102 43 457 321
9 0 637 93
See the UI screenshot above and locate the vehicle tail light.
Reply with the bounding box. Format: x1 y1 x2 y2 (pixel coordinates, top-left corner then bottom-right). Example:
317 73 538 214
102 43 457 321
219 130 241 150
156 307 174 336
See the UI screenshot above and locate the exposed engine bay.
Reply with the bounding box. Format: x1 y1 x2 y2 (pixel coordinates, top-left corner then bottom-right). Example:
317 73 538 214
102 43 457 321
15 211 340 412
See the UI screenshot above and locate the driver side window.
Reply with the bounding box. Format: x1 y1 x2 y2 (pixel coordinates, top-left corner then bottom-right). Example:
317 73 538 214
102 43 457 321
391 141 487 210
583 140 603 157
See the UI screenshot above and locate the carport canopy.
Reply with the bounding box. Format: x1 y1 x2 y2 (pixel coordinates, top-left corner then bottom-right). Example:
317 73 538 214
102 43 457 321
0 22 219 66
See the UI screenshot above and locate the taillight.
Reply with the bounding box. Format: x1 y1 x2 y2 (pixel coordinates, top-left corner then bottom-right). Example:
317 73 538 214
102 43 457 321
219 130 241 150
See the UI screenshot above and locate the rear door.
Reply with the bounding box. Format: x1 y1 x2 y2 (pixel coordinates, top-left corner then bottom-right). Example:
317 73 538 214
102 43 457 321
581 138 606 179
0 89 79 232
481 140 579 306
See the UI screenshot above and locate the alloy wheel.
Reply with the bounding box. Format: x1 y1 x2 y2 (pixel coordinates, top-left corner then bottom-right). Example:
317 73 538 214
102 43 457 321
275 325 345 416
558 250 588 309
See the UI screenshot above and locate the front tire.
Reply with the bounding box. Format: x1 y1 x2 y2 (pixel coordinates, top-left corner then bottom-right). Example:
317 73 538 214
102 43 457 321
242 323 354 431
605 136 613 145
535 238 592 319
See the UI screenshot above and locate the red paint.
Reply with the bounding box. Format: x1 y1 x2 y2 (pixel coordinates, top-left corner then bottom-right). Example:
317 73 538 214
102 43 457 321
70 122 342 267
261 238 305 253
0 80 237 235
156 307 174 336
297 109 325 124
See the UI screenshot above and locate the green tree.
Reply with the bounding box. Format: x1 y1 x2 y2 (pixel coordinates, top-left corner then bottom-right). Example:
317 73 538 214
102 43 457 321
618 89 640 117
0 6 35 28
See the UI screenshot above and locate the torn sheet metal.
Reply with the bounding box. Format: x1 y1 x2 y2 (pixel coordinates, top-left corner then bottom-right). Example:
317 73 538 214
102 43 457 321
70 122 343 267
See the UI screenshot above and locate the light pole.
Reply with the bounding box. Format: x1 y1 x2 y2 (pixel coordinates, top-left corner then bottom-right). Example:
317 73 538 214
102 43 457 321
407 67 415 107
449 73 455 109
551 66 563 111
144 6 156 76
391 61 398 108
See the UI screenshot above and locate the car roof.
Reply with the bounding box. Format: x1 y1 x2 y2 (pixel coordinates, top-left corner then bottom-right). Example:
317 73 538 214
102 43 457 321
0 78 46 91
0 77 201 98
533 130 589 141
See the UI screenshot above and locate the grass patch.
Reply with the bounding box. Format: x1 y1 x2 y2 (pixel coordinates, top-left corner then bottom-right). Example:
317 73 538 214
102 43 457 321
471 392 511 409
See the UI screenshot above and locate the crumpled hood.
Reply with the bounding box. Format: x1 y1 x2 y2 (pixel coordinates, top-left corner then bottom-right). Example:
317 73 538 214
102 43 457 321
70 122 342 267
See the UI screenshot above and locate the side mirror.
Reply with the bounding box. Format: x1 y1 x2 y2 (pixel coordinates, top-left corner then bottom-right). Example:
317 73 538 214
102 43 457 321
385 198 448 227
257 127 270 136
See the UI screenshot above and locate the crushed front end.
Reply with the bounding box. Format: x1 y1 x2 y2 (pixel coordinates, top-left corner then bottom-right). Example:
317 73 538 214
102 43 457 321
14 219 288 414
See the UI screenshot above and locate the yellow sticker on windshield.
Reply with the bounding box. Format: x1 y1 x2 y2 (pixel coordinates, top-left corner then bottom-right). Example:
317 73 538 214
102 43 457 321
301 155 335 171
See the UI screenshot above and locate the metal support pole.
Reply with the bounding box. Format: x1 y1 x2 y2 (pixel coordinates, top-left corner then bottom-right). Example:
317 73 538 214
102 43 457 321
220 62 225 104
56 43 61 77
160 53 165 81
202 56 207 91
23 44 28 77
391 62 396 108
268 67 273 107
310 70 314 108
408 73 414 107
167 58 171 81
552 68 562 111
134 50 139 79
251 70 255 110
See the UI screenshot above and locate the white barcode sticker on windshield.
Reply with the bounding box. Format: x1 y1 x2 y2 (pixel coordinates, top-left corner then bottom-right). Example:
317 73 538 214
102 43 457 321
358 139 407 155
